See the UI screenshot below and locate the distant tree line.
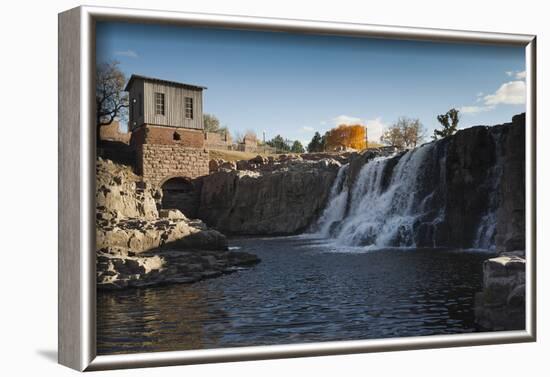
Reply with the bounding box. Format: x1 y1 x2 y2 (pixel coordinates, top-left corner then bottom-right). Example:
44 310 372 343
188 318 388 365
307 124 367 152
378 108 461 150
266 135 305 153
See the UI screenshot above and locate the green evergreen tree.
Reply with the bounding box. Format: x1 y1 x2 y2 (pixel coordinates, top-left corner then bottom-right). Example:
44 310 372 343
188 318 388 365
291 140 305 153
307 132 324 152
433 108 460 140
267 134 291 152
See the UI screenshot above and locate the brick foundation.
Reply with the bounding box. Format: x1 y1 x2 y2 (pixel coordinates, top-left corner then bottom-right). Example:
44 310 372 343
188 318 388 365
131 124 205 148
133 124 209 185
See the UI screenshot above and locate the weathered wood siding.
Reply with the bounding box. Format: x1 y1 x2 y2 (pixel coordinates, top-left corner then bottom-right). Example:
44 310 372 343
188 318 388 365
143 81 204 130
128 79 144 131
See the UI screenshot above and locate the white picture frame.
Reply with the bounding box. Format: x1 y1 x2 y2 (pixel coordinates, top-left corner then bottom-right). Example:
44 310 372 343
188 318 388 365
58 5 537 371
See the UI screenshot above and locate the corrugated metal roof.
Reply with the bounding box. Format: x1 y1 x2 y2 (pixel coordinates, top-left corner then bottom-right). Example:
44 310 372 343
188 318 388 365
124 74 207 92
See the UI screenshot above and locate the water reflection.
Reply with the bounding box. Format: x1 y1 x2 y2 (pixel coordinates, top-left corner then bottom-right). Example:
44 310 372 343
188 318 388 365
98 284 222 354
97 237 494 355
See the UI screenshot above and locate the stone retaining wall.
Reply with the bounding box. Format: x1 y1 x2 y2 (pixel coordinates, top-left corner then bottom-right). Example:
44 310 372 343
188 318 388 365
137 144 209 185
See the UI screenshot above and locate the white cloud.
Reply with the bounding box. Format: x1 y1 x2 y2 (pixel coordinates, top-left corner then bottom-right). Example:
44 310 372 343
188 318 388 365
301 126 314 132
114 49 138 58
475 92 484 103
332 115 363 126
459 105 495 114
460 75 526 116
365 117 386 143
483 80 526 106
505 70 526 80
515 70 526 79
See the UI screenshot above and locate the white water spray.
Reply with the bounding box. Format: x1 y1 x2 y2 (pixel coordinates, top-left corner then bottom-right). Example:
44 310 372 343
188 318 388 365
314 140 498 250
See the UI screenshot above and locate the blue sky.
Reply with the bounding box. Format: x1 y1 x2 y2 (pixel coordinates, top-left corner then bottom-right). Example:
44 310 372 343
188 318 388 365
96 22 526 145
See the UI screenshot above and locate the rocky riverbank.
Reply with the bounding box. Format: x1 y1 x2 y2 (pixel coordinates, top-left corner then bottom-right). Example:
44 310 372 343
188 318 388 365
96 158 259 289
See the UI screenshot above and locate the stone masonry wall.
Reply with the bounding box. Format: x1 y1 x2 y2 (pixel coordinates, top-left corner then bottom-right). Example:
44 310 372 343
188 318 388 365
204 131 232 150
138 144 209 185
131 125 205 149
131 124 209 185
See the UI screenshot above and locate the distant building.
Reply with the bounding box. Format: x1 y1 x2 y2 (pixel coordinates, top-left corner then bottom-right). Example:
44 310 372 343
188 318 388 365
125 75 209 215
204 131 232 150
236 134 258 153
125 74 205 131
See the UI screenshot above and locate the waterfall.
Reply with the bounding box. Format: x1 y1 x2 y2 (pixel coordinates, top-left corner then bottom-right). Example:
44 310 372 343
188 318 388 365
314 137 499 250
314 164 350 237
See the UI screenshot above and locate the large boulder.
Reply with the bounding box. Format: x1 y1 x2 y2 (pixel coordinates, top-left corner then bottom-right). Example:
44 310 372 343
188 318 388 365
96 216 228 253
474 252 526 330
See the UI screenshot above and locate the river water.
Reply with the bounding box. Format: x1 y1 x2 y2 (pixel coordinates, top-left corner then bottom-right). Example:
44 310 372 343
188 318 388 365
97 236 494 355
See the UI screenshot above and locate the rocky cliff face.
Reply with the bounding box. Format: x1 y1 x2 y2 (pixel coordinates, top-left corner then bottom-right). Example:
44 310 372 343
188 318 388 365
473 115 526 330
96 159 259 289
198 157 345 235
444 113 525 251
312 114 526 251
96 158 160 220
494 115 526 252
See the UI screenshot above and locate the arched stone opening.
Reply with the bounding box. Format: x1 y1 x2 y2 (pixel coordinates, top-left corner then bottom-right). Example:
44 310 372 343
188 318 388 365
161 177 199 218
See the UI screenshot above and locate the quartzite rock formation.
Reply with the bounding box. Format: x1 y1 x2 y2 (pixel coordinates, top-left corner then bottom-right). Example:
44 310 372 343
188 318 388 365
474 251 526 330
96 158 259 289
198 158 344 235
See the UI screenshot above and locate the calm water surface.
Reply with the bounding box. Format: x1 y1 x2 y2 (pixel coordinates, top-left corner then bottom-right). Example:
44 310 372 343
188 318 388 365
97 236 494 355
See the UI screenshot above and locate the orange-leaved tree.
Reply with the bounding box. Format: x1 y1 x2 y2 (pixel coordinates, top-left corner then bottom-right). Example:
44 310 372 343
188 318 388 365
325 124 367 151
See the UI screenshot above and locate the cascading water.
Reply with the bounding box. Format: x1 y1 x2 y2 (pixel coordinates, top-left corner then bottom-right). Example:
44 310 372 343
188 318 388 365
314 164 349 237
313 137 500 250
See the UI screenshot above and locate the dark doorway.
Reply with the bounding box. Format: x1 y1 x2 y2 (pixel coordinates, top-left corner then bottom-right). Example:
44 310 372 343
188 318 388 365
161 177 199 218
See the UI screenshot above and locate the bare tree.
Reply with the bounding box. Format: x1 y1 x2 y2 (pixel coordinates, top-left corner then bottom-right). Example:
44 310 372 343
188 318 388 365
203 113 221 132
380 125 405 149
233 131 244 143
399 117 426 148
380 117 426 150
203 113 229 136
96 61 128 140
244 129 257 141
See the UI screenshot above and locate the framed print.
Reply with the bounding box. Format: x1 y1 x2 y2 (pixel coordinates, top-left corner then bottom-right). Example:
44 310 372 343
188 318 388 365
58 6 536 371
